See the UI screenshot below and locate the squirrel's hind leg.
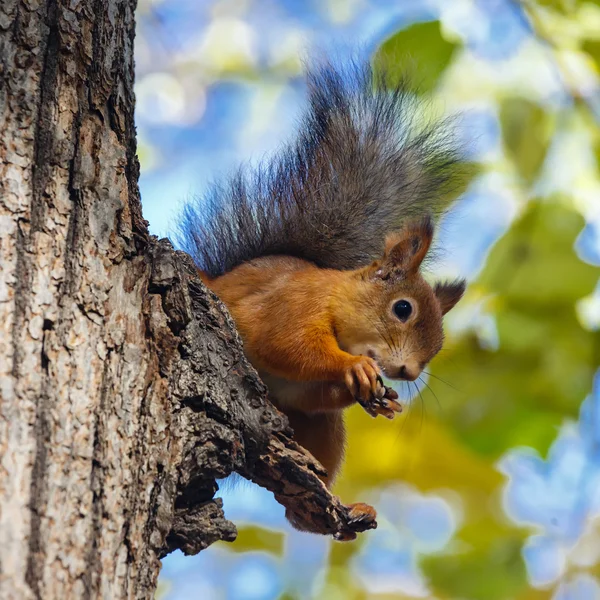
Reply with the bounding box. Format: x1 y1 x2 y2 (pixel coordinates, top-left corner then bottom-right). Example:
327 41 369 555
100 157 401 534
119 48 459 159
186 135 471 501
286 409 346 488
284 409 377 539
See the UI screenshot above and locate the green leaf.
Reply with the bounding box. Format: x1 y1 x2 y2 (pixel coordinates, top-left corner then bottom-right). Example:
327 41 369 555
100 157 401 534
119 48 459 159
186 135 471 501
500 98 553 185
423 536 527 600
537 0 578 13
480 202 597 305
583 38 600 71
374 20 458 94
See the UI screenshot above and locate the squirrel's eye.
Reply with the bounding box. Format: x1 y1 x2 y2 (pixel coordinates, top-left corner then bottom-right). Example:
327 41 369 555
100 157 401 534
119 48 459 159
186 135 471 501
393 300 413 322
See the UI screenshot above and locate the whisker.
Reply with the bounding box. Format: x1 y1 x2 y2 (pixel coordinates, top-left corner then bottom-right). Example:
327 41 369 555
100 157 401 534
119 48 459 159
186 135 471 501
387 321 399 354
401 329 408 354
364 296 396 356
378 320 395 355
396 381 415 439
422 370 462 393
413 380 425 434
431 352 460 369
385 317 398 354
376 297 399 354
419 375 444 415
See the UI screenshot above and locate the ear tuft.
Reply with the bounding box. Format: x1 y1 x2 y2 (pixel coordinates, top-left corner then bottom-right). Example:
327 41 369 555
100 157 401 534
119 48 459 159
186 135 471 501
375 216 435 279
434 279 466 315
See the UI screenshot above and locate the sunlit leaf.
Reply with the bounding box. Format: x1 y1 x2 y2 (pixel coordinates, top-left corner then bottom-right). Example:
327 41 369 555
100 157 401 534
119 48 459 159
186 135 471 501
582 39 600 69
536 0 578 13
500 98 553 185
480 201 597 305
375 20 458 94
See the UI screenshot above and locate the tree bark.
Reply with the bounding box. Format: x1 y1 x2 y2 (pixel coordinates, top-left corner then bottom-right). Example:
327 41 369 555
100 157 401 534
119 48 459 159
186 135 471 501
0 2 375 599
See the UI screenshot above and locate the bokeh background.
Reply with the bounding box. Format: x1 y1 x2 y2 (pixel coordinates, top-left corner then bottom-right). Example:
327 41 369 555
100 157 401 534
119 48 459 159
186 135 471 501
134 0 600 598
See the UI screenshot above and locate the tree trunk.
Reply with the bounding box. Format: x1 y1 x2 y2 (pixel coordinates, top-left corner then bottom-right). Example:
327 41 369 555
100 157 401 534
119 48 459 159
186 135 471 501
0 2 375 599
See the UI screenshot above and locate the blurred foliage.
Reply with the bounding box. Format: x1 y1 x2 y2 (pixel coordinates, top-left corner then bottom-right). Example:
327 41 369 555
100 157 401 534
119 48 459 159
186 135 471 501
500 99 553 185
376 20 458 94
422 537 527 600
227 527 285 557
439 201 598 457
144 0 600 599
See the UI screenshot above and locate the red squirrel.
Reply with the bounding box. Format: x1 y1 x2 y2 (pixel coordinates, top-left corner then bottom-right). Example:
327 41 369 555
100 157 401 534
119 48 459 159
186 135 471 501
178 60 466 531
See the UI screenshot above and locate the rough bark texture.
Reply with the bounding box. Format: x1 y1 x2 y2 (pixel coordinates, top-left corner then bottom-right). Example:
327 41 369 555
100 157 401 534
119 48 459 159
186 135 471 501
0 1 375 599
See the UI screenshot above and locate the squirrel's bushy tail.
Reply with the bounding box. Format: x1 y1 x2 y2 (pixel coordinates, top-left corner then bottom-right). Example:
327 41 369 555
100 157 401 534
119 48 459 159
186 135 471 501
177 59 465 277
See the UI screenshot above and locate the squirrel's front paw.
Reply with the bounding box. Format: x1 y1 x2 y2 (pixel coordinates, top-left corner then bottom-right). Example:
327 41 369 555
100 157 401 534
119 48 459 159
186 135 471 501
344 356 380 403
345 358 402 419
361 383 403 419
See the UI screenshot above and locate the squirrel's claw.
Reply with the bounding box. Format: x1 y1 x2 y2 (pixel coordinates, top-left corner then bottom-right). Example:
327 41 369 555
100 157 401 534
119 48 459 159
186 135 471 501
344 356 380 402
358 384 403 419
334 503 377 541
357 397 379 418
345 358 403 419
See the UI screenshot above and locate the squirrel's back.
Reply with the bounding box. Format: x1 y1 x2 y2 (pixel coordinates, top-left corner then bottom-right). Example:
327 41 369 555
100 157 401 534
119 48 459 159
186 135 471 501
178 59 464 277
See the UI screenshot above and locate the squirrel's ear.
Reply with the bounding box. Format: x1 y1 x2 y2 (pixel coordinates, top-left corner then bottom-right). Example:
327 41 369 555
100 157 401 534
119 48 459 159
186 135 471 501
375 217 434 279
434 279 466 315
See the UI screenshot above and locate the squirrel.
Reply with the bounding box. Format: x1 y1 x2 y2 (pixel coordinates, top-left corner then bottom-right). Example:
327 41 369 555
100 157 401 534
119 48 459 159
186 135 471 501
178 59 467 534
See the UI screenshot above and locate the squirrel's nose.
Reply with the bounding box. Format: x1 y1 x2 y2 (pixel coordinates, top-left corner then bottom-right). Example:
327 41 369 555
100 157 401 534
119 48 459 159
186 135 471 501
397 364 418 381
